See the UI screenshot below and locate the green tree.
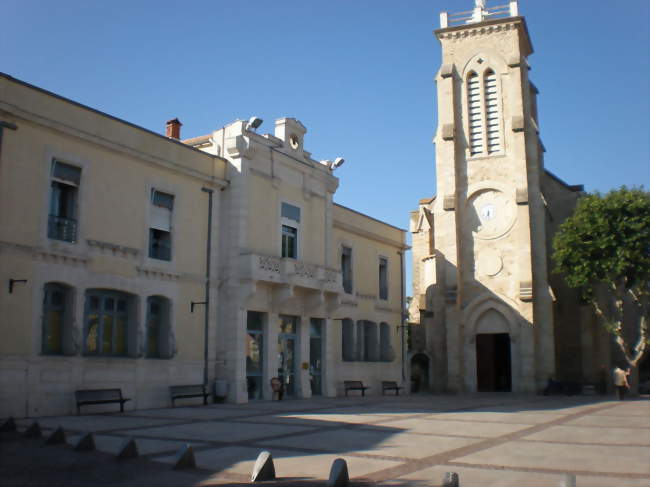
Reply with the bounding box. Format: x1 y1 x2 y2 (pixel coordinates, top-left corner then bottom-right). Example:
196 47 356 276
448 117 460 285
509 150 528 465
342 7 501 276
553 187 650 368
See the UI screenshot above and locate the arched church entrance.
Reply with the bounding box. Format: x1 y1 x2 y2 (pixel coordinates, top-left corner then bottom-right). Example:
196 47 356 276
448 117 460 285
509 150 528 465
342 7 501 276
410 353 430 393
475 309 512 392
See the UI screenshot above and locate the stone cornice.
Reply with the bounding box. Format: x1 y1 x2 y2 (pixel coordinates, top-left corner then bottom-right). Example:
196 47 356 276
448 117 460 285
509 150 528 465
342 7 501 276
333 219 410 250
87 239 140 259
435 16 533 56
0 102 228 188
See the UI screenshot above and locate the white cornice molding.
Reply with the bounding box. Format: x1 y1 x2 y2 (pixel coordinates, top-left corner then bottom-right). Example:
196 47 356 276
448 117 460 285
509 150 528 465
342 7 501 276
437 20 518 41
333 220 410 250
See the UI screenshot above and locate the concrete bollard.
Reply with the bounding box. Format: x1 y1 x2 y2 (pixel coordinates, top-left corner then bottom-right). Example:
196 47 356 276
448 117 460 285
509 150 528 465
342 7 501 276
172 444 196 470
442 471 459 487
0 417 16 432
328 458 350 487
74 432 96 451
251 450 276 482
45 426 66 445
24 421 42 438
560 474 576 487
116 437 138 459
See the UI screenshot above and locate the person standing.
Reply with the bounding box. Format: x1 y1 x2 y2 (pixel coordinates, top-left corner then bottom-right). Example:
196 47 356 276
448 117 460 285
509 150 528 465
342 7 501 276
613 366 630 400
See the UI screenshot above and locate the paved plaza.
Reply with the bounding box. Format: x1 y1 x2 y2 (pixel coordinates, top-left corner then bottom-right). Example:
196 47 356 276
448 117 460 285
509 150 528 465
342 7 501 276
2 394 649 486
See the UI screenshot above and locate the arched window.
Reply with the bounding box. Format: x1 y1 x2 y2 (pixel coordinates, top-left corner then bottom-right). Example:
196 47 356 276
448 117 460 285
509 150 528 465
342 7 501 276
42 283 73 355
84 289 136 357
466 68 502 156
467 71 483 156
363 321 378 362
341 318 355 361
146 296 171 358
484 69 501 153
379 322 392 362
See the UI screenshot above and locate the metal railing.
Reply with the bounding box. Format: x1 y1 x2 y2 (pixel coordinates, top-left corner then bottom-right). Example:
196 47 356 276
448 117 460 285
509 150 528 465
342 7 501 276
48 215 77 243
440 1 518 28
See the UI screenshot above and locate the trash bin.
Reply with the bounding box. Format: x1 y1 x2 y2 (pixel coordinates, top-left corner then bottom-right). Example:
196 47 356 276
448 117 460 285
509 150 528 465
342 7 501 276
214 379 228 403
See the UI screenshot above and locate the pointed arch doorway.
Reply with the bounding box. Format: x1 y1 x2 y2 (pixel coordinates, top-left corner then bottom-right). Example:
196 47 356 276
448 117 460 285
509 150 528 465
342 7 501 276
475 309 512 392
410 353 430 393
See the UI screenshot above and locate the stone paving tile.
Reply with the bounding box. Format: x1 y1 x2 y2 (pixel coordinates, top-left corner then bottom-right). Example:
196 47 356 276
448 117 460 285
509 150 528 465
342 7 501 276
233 414 348 427
364 417 534 438
124 407 264 420
564 415 650 429
15 415 179 432
454 440 650 475
386 465 650 487
426 411 565 425
590 402 650 417
263 411 397 425
66 433 207 455
155 445 402 479
523 425 650 446
260 428 481 459
120 420 316 443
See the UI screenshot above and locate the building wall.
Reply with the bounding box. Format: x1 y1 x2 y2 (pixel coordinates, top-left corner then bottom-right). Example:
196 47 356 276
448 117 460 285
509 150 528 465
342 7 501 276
0 74 227 417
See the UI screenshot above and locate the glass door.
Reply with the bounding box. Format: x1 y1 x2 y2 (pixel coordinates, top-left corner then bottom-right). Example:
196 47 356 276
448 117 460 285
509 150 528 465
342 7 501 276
278 315 298 397
246 312 265 400
310 319 323 396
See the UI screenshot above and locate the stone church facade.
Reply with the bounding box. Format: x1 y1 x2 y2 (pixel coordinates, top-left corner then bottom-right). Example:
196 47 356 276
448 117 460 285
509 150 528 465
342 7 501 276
409 1 610 393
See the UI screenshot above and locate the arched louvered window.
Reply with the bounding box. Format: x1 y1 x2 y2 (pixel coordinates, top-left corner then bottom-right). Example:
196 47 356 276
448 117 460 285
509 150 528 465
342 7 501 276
466 68 502 156
467 72 483 156
484 70 501 153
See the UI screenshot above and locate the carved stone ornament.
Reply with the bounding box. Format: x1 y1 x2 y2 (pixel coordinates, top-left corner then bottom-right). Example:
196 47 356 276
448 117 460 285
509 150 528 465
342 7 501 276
519 281 533 301
441 123 455 141
439 64 454 78
511 115 525 132
443 194 455 211
516 187 528 205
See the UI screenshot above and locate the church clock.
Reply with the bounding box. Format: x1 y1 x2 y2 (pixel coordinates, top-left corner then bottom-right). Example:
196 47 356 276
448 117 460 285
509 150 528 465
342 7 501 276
468 189 515 239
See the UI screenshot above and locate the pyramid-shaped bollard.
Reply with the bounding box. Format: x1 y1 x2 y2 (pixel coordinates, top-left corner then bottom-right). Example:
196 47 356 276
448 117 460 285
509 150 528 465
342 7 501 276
24 421 42 438
74 432 96 451
0 417 16 433
45 426 66 445
327 458 349 487
172 444 196 470
561 474 576 487
442 472 459 487
117 437 139 459
251 450 276 482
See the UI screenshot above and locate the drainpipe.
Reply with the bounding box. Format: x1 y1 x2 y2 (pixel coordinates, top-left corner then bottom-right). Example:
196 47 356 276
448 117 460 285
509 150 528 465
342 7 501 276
201 187 214 387
399 249 406 382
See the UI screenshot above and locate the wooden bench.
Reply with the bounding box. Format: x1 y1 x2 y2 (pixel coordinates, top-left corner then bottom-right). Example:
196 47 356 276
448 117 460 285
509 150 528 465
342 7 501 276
75 388 130 415
344 380 369 396
170 384 210 407
381 381 403 396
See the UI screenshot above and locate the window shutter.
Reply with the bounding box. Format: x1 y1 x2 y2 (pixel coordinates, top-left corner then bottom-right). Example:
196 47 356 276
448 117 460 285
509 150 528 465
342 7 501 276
467 73 483 156
484 71 501 153
151 191 173 231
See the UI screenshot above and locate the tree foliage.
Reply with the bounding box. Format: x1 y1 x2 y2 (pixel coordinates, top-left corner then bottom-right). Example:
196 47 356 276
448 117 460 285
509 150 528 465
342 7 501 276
553 187 650 367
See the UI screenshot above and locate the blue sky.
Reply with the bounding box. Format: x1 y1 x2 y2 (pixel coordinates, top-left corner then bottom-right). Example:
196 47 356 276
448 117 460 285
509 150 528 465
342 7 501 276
2 0 649 293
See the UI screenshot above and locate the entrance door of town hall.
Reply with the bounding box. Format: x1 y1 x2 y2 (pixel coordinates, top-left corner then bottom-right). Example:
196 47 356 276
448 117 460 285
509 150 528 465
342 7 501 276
278 315 298 397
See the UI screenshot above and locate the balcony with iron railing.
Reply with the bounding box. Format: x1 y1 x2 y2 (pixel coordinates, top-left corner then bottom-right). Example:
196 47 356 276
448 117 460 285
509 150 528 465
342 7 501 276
440 1 519 28
48 215 78 243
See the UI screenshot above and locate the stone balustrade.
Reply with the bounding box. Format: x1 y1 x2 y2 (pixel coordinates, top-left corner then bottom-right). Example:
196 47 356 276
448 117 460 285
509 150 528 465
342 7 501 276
240 252 342 293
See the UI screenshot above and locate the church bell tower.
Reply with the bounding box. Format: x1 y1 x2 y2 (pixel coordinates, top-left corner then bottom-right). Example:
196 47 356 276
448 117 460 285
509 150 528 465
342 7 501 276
411 0 556 393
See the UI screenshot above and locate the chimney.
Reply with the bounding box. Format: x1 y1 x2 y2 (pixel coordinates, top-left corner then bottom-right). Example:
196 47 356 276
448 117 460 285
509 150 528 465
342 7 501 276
166 118 182 139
